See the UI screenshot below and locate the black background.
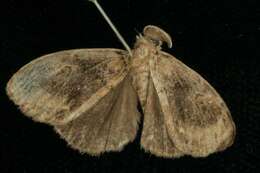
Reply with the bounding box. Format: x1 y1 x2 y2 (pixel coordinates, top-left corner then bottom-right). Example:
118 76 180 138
1 0 259 172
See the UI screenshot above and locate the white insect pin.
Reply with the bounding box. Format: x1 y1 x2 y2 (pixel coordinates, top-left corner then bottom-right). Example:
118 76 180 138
6 0 236 157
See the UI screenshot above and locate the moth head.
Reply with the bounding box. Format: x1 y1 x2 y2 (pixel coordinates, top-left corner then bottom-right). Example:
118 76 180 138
143 25 173 49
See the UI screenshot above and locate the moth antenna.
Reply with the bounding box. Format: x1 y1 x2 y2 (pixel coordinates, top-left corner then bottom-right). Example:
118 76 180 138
89 0 132 57
134 28 142 39
134 28 141 35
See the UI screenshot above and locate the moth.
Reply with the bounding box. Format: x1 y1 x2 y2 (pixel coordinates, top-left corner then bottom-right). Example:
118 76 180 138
6 0 236 158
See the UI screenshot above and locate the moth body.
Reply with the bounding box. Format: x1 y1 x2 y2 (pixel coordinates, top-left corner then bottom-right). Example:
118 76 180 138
130 36 157 108
130 26 171 109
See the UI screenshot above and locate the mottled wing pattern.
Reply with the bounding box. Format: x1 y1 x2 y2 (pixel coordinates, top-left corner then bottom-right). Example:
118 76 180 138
55 74 140 155
6 49 128 125
149 52 236 157
141 77 184 158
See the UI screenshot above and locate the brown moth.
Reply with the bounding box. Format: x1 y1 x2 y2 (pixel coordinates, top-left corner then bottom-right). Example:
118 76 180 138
6 0 236 158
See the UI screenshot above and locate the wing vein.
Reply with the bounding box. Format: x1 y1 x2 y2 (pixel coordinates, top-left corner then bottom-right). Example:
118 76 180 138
103 87 121 150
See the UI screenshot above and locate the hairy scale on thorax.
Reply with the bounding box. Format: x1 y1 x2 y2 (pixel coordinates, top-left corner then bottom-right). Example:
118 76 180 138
130 36 159 108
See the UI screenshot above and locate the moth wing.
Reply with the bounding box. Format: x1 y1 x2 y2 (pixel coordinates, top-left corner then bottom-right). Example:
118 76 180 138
149 52 236 157
54 74 140 155
7 48 128 125
141 77 184 158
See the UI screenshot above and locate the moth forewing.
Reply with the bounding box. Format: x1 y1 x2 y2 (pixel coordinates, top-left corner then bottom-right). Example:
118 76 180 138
149 51 236 157
6 49 129 125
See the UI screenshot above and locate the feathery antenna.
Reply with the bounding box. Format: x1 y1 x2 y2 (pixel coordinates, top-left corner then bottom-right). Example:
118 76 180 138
89 0 132 56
